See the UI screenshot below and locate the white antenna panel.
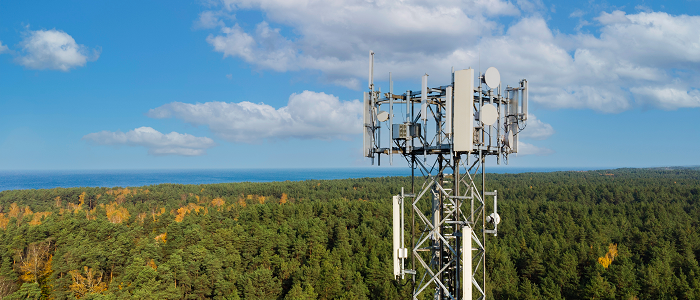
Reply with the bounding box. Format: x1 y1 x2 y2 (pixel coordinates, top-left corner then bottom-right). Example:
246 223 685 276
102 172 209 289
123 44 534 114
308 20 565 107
453 69 474 153
421 74 428 122
392 195 401 277
463 226 472 300
484 67 500 89
363 92 372 157
445 86 453 137
522 79 528 121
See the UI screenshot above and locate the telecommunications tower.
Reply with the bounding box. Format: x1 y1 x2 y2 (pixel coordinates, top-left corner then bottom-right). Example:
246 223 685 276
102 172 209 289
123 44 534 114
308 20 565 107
363 51 528 300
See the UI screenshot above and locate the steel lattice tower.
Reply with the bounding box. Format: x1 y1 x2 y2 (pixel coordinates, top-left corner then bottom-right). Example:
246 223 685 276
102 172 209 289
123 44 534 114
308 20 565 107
363 51 528 300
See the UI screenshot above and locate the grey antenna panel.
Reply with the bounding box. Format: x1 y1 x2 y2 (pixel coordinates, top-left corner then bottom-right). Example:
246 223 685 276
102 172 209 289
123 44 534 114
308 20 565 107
453 69 474 153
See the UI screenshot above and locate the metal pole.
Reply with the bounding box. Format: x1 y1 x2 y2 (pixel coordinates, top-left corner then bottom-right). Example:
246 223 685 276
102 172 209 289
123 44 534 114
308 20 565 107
454 155 461 299
482 152 486 300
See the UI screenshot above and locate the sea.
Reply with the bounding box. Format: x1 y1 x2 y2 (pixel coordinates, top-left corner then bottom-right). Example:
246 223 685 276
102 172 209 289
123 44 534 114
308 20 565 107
0 167 594 192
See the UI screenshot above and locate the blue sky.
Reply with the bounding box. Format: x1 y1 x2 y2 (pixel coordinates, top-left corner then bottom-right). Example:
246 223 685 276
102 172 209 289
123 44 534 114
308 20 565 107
0 0 699 170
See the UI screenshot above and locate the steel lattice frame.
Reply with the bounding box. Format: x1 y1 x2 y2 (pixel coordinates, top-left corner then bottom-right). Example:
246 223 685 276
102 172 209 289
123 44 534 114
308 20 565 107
398 135 495 300
364 52 527 300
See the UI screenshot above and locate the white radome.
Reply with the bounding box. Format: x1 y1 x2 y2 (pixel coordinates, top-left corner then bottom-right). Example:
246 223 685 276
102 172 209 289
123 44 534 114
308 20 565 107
479 103 498 126
484 67 500 89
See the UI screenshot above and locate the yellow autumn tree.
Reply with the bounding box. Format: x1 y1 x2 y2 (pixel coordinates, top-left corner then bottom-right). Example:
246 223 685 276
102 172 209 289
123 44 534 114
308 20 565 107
147 259 157 270
69 266 107 299
105 202 130 224
598 243 619 268
28 212 51 226
152 207 165 222
280 193 288 204
154 233 167 244
212 198 225 208
16 241 52 284
0 214 8 229
78 192 87 206
8 203 20 219
174 203 205 222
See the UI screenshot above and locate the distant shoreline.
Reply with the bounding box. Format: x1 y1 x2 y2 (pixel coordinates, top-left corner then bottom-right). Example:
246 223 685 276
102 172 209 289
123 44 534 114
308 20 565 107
1 166 696 192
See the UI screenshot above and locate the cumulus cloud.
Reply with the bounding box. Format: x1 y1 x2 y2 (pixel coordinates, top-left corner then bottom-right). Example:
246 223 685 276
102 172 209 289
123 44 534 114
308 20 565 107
518 142 554 156
83 127 216 156
519 114 554 140
0 41 8 54
16 28 100 71
148 91 362 143
198 2 700 112
631 86 700 110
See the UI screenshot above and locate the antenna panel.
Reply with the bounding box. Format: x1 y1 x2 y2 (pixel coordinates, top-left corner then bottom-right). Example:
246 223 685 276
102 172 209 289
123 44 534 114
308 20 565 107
522 79 528 121
453 69 474 153
445 86 453 137
363 92 372 157
392 195 401 277
463 227 472 300
421 74 428 121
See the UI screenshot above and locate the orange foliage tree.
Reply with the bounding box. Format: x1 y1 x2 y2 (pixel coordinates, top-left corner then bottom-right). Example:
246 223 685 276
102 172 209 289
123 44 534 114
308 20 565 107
212 197 225 209
16 241 53 284
0 214 8 229
69 266 107 299
28 212 52 226
598 243 619 269
174 203 205 222
154 233 167 244
280 193 288 204
105 202 130 224
8 203 20 219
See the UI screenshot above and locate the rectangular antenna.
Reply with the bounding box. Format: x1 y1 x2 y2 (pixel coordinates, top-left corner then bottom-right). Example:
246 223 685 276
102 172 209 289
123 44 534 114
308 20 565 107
421 74 428 122
363 92 371 157
522 79 528 121
453 69 474 153
463 227 472 300
392 195 401 277
445 86 453 137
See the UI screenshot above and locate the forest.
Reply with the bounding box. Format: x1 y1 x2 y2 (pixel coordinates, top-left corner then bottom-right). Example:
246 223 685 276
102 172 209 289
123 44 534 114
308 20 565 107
0 167 697 299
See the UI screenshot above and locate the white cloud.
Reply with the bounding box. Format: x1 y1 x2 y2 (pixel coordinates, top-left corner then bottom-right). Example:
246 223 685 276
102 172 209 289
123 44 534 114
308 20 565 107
569 9 585 18
0 41 8 54
518 142 554 156
195 10 230 29
148 90 362 143
631 86 700 110
16 28 100 71
83 127 216 156
199 3 700 112
519 114 554 140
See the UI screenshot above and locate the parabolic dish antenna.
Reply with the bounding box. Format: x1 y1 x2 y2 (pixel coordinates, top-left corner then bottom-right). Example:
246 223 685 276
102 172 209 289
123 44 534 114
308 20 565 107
484 67 500 89
480 103 498 126
377 111 389 122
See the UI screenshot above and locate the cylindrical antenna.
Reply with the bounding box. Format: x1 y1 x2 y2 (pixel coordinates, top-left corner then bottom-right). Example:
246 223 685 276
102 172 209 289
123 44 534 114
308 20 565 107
390 72 393 94
368 51 374 90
